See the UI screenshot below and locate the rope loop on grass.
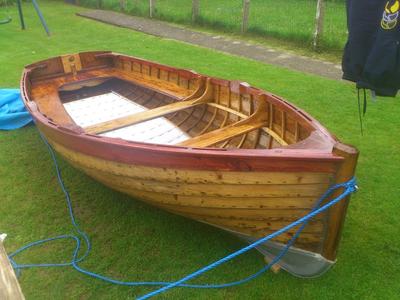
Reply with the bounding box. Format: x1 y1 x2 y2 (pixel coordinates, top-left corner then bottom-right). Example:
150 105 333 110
8 130 358 299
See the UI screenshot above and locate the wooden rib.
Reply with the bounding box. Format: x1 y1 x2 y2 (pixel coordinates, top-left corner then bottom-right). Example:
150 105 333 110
237 133 248 148
248 95 254 116
219 111 230 129
198 107 218 135
84 79 212 134
295 121 300 142
252 129 261 149
136 91 157 107
185 105 208 132
237 97 250 148
175 108 195 127
220 139 231 148
166 111 180 121
239 93 243 112
281 111 286 140
268 136 275 149
269 103 274 128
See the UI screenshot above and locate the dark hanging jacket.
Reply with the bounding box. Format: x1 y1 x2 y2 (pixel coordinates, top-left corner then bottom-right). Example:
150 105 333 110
342 0 400 96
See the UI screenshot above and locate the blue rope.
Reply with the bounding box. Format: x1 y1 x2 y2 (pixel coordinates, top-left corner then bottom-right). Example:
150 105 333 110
8 130 357 299
138 177 357 299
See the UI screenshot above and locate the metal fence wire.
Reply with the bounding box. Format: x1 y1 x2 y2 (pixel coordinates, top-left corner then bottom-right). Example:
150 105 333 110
0 0 347 50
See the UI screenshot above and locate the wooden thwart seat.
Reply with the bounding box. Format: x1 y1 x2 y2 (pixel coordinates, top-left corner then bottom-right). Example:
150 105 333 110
84 78 212 134
83 80 269 149
85 99 205 134
177 98 269 148
177 119 267 148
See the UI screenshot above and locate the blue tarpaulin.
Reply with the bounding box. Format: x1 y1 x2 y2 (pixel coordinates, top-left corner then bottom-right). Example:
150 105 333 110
0 89 33 130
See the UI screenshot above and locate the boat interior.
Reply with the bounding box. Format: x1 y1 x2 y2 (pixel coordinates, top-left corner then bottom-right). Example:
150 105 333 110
24 52 335 150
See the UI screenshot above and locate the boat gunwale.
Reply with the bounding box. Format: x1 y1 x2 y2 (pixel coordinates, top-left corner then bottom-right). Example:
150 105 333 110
20 51 353 172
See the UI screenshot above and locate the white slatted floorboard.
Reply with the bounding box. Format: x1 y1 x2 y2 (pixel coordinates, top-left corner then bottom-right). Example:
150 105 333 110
64 92 189 145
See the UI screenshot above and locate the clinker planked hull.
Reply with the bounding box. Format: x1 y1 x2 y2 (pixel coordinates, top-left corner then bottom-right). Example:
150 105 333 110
21 51 358 277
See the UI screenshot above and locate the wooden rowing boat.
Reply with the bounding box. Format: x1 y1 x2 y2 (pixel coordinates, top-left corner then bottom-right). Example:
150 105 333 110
21 51 358 277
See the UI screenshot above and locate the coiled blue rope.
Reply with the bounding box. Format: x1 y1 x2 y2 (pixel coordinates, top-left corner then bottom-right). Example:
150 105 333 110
8 130 357 299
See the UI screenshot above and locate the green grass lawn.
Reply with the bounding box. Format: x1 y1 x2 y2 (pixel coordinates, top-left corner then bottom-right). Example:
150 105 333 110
79 0 347 53
1 1 400 299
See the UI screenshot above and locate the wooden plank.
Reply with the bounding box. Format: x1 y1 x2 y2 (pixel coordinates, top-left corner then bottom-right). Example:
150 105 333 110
81 167 329 198
130 194 322 210
51 140 334 185
135 202 325 220
0 239 25 300
186 215 324 232
110 185 324 251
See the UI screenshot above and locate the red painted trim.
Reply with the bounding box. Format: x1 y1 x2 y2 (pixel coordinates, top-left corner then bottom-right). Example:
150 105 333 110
31 118 341 173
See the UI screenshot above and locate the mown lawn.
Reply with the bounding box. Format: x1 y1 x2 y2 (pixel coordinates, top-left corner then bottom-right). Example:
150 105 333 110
79 0 347 52
0 1 399 299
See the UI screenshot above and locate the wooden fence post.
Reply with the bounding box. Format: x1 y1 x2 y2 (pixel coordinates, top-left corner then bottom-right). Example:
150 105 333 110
313 0 325 50
120 0 127 11
192 0 200 23
149 0 156 18
241 0 250 34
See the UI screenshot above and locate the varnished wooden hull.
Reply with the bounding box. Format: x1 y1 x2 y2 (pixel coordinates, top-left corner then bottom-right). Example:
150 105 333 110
21 51 358 277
